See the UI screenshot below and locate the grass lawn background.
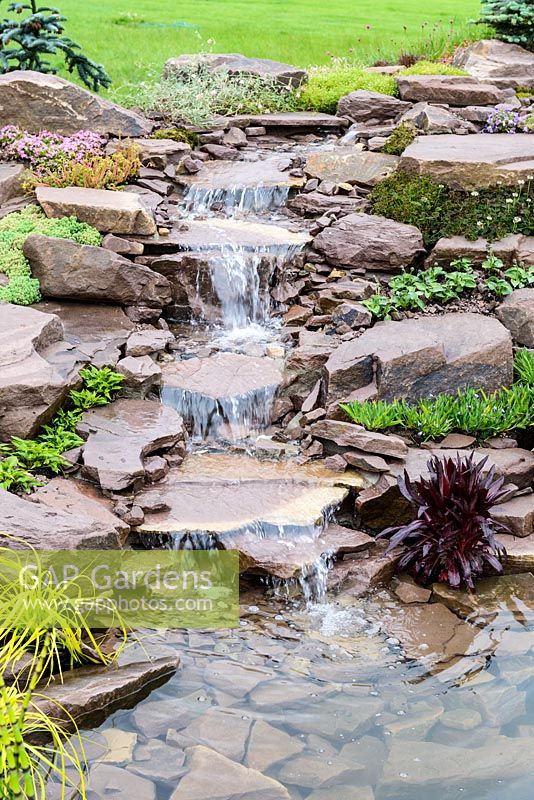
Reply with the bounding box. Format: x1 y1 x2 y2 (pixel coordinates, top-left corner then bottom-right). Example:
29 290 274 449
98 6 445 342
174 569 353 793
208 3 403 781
56 0 482 94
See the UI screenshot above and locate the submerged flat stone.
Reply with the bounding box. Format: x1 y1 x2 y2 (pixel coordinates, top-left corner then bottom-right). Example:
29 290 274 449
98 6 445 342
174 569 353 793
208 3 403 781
305 148 398 187
177 157 306 190
400 133 534 190
132 218 310 252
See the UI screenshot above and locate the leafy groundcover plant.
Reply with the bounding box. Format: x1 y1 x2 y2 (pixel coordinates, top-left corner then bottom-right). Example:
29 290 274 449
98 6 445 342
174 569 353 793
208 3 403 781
0 205 101 305
296 62 397 113
369 172 534 248
0 365 124 492
380 453 510 591
342 350 534 441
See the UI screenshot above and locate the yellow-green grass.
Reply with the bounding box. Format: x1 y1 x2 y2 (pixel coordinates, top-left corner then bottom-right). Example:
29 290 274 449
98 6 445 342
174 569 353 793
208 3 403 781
50 0 485 96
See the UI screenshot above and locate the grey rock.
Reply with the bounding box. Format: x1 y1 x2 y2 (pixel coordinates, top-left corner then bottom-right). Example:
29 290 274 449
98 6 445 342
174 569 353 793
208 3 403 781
337 89 411 123
496 288 534 347
397 75 508 106
165 52 307 88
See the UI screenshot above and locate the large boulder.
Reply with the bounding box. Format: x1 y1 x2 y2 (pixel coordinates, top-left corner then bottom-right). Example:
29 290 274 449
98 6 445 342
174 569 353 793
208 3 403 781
325 312 512 405
164 53 307 88
0 71 152 136
336 90 411 123
24 235 171 309
305 149 398 187
400 133 534 190
0 303 71 440
0 487 121 549
313 213 424 271
452 39 534 90
36 187 157 235
396 75 508 105
495 288 534 347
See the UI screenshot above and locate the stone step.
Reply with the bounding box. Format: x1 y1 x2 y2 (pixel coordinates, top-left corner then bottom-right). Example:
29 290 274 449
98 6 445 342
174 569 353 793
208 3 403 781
135 453 369 578
130 218 311 253
211 111 348 130
177 156 306 191
161 352 283 438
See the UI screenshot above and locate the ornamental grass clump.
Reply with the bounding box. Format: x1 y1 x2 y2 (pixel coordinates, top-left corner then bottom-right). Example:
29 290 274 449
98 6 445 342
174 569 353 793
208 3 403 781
380 453 510 591
0 206 101 305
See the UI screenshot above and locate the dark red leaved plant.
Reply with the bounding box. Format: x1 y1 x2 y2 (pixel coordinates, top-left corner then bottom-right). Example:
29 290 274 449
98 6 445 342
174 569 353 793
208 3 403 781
379 453 510 592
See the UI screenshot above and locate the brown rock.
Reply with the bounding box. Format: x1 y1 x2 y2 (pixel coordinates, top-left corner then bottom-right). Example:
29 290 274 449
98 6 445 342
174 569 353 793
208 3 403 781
36 186 157 235
394 576 432 604
0 487 121 549
343 450 390 472
305 149 398 187
325 313 512 404
102 234 145 255
491 494 534 538
337 89 411 123
288 192 367 216
437 433 476 449
77 399 186 491
500 535 534 572
452 39 534 90
313 212 424 271
125 329 174 357
169 745 290 800
87 765 155 800
496 288 534 347
246 719 305 772
382 602 477 661
396 75 507 105
283 305 313 326
400 102 476 134
0 70 152 136
400 133 534 190
432 573 534 618
24 235 171 308
0 162 24 205
0 303 70 440
40 655 179 732
117 356 162 397
310 419 407 459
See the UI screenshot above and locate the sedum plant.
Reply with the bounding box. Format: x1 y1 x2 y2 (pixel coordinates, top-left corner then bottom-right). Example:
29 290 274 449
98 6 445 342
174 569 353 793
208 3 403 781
0 0 111 90
0 205 101 305
379 453 510 591
23 142 141 191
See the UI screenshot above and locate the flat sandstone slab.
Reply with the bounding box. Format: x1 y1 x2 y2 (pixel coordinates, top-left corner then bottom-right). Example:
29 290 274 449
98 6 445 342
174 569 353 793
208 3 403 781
177 157 306 190
305 148 398 187
400 133 534 189
36 186 157 235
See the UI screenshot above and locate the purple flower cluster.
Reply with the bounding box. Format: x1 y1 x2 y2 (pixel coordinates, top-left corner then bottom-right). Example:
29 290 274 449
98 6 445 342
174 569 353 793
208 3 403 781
0 126 106 173
484 104 533 134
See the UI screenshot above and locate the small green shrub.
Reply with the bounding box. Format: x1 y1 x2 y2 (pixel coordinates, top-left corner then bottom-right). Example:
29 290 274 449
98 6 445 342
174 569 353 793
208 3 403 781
0 206 101 305
477 0 534 49
0 366 124 492
514 348 534 384
297 63 397 114
398 60 468 75
381 121 417 155
24 143 141 191
363 256 534 319
128 66 298 127
369 172 534 247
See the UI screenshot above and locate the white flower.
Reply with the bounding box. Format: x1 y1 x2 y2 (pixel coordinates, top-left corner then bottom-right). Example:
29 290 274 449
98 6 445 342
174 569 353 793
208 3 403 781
506 198 513 203
471 190 479 197
477 221 484 227
513 216 522 223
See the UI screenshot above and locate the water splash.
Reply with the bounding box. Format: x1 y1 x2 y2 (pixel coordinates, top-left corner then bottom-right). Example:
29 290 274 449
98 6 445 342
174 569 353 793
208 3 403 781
161 383 278 440
182 185 290 216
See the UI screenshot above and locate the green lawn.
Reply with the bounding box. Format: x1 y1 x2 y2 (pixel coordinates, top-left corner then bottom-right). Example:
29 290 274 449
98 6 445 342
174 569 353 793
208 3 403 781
55 0 483 94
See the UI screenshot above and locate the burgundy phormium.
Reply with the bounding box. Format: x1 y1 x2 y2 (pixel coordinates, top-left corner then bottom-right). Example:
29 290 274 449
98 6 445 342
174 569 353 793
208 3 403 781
379 453 511 592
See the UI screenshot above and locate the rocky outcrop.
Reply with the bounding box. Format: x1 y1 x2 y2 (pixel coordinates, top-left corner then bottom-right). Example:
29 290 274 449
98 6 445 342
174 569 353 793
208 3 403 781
337 90 411 123
0 303 72 440
305 149 398 187
0 70 152 136
325 312 512 406
309 419 408 459
313 212 424 271
164 52 307 88
24 235 171 309
77 399 186 491
0 487 121 549
36 187 157 235
396 75 508 105
400 133 534 190
452 39 534 90
495 288 534 347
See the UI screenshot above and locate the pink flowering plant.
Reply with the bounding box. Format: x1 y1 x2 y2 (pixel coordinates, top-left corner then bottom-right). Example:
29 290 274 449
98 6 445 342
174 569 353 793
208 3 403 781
0 125 106 173
484 104 534 133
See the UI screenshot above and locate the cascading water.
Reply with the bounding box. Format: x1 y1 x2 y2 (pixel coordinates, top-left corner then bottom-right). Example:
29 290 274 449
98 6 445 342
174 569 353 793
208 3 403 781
182 184 291 216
